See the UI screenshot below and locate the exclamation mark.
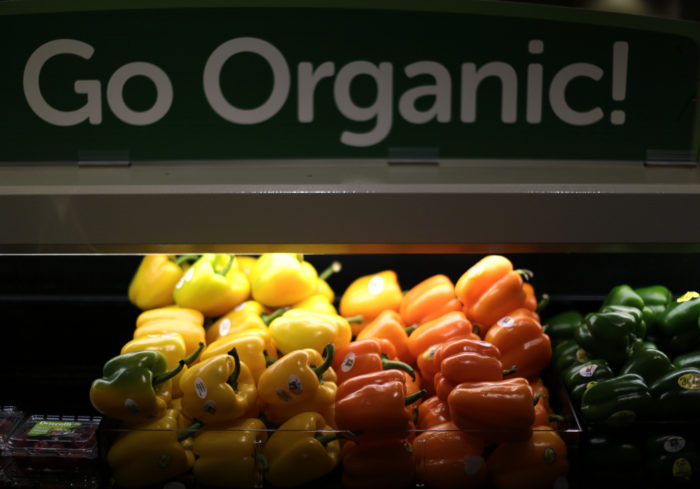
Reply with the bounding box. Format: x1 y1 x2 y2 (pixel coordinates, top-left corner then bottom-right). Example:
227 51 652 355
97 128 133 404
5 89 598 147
611 41 628 125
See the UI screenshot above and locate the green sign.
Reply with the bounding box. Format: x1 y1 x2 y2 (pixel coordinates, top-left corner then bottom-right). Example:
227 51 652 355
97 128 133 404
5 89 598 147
1 0 698 161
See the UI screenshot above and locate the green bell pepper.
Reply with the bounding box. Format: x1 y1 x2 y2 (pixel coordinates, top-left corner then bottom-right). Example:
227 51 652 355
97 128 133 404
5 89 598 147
657 294 700 355
580 373 653 429
603 284 645 310
543 310 583 347
673 350 700 370
562 359 614 403
635 285 673 334
599 304 647 339
619 346 675 385
649 367 700 421
552 338 591 373
645 434 699 485
574 310 639 368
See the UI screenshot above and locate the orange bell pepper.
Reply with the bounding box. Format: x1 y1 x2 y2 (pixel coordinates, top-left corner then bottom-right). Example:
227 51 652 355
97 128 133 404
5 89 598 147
335 370 425 440
407 311 474 359
484 313 552 380
339 270 403 336
522 282 538 312
332 338 414 385
455 255 531 334
356 310 413 365
413 421 487 489
448 378 535 442
486 427 569 489
400 274 462 327
341 438 416 489
416 395 451 430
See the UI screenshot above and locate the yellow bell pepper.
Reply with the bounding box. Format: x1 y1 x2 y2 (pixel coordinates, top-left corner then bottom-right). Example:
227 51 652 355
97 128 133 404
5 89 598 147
339 270 403 336
107 409 196 488
173 254 251 317
293 294 338 315
192 418 269 488
268 310 351 355
206 301 268 345
121 333 190 398
249 253 318 308
200 332 274 383
236 255 258 279
262 412 341 487
134 319 207 358
179 349 257 426
136 305 204 329
128 255 193 311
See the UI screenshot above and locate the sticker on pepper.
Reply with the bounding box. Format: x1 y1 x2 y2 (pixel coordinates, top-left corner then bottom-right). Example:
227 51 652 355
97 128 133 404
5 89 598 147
497 316 514 327
543 447 557 465
678 373 700 390
124 398 140 416
575 349 590 363
194 378 208 399
219 318 231 337
579 364 598 377
368 275 384 295
677 291 700 303
287 375 303 395
464 456 483 475
664 436 686 453
673 457 692 481
341 353 356 373
422 346 437 361
275 387 292 402
158 453 173 469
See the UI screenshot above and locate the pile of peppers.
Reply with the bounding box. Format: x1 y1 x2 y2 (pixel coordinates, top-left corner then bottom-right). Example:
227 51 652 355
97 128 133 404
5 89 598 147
549 283 700 487
91 253 572 489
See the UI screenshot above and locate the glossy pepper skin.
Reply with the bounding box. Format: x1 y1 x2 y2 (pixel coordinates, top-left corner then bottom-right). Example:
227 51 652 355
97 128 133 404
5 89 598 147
179 350 257 426
603 284 645 310
268 310 352 355
658 294 700 354
121 333 190 398
192 418 268 488
619 346 674 384
357 310 413 365
635 284 673 333
484 313 551 380
335 369 425 438
249 253 318 308
342 438 416 489
107 409 195 489
413 421 487 489
333 338 414 385
574 310 640 368
200 332 272 383
128 255 187 310
673 350 700 369
436 339 510 388
581 373 653 428
552 338 590 373
645 434 699 485
486 427 569 489
90 350 185 424
400 274 462 327
262 412 341 488
340 270 403 336
136 305 204 329
416 395 451 429
206 301 268 345
455 255 529 333
649 367 700 421
134 318 207 358
407 311 474 359
543 310 583 348
448 378 535 442
173 254 251 318
562 359 614 403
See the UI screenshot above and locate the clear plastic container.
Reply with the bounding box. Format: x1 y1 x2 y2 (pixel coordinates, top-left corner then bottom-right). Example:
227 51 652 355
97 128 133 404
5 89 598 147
6 414 101 473
0 406 24 452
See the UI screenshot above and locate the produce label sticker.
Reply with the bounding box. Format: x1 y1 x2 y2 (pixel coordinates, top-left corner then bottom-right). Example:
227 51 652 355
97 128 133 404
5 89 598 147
678 373 700 390
575 349 590 363
28 420 82 436
0 0 697 162
543 447 557 465
194 377 208 398
341 352 356 372
579 364 597 377
664 436 686 453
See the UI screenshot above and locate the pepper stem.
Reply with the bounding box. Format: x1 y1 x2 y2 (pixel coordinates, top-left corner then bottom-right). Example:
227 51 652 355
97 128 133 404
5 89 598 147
152 360 185 386
217 255 234 277
183 342 205 366
319 261 342 281
263 350 277 367
472 324 481 337
312 344 335 381
262 307 290 326
381 355 416 381
413 405 419 424
227 348 241 392
314 432 346 446
405 325 417 336
344 315 364 324
254 452 269 472
177 419 203 442
548 414 565 422
173 254 200 266
405 389 427 405
533 392 545 406
537 293 550 313
515 269 534 281
502 365 518 376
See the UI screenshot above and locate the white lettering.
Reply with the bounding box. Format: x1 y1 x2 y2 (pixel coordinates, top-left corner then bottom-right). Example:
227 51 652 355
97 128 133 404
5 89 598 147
461 62 518 123
203 37 290 124
298 62 335 123
549 63 604 126
107 62 173 125
23 39 101 126
399 61 451 124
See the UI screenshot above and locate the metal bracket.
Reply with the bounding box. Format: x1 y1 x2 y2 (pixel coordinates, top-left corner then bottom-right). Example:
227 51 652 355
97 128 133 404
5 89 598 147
78 150 131 168
387 147 439 166
644 149 698 168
